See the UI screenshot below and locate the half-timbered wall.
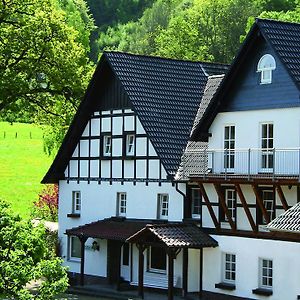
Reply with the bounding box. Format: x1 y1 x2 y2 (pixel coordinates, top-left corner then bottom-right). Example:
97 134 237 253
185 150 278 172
65 109 167 183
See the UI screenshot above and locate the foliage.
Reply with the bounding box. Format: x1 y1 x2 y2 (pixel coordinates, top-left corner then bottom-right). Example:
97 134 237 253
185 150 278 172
0 0 93 135
0 122 53 218
0 200 68 299
33 185 58 222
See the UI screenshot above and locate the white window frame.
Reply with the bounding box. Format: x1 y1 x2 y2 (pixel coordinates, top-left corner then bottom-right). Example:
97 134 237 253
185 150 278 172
117 192 127 217
103 135 112 156
225 189 236 222
224 125 235 170
158 194 168 219
257 54 276 84
259 258 273 289
147 246 167 274
72 191 81 213
262 189 275 224
191 188 201 218
126 134 135 156
223 253 236 283
68 236 81 262
261 123 274 170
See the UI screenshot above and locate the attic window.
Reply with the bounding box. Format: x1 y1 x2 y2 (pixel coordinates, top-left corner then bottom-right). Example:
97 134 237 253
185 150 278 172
257 54 276 84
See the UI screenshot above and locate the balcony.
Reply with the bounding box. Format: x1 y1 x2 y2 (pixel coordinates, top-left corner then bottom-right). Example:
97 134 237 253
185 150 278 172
182 148 300 182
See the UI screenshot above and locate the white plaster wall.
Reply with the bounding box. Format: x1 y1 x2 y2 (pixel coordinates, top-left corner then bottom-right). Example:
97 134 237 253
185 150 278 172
58 180 186 276
204 235 300 300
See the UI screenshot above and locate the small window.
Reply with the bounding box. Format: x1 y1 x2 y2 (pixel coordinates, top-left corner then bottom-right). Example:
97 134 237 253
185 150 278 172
158 194 168 219
260 258 273 289
147 246 167 273
117 192 127 217
103 135 112 156
257 54 276 84
225 189 236 222
223 253 236 283
262 190 275 224
126 134 135 156
72 191 81 213
191 188 201 218
69 236 81 261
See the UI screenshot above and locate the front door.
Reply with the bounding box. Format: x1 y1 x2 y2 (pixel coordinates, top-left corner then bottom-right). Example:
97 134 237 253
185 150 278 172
120 243 130 282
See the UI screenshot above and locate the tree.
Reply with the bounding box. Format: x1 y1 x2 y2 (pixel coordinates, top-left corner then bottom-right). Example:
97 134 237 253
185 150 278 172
33 185 58 222
0 0 93 118
0 200 68 299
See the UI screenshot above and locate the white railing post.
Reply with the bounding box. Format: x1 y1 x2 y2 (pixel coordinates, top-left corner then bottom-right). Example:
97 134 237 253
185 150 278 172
272 148 275 180
248 148 251 180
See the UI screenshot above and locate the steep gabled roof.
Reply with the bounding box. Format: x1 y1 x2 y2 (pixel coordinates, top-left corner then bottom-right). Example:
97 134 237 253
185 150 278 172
43 52 228 183
191 18 300 142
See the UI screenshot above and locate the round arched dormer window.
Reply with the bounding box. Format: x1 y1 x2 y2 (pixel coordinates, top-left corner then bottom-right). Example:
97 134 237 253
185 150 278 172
257 54 276 84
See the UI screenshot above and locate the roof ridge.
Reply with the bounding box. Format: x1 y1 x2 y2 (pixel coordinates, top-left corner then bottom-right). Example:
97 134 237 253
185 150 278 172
256 17 300 27
104 50 228 66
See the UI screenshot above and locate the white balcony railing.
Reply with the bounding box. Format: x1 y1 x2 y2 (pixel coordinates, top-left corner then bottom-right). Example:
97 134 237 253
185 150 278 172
182 148 300 180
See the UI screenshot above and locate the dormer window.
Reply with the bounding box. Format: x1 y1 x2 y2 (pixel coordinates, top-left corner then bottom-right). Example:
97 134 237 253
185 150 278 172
257 54 276 84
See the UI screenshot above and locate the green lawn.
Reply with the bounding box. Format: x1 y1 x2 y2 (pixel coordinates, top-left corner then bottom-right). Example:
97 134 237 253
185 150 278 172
0 122 53 218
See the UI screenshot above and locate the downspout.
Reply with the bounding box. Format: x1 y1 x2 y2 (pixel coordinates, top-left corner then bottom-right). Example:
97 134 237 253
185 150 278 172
175 182 187 220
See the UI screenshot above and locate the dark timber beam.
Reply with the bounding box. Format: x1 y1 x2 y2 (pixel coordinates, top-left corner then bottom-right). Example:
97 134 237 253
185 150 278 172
235 184 256 232
252 184 270 224
198 183 220 230
182 248 188 297
78 235 88 286
136 243 146 299
214 184 236 231
167 248 180 300
275 185 289 211
199 248 203 299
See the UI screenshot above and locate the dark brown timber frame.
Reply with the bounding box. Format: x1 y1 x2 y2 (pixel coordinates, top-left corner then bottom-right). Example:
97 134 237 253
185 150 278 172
275 184 289 211
252 184 270 224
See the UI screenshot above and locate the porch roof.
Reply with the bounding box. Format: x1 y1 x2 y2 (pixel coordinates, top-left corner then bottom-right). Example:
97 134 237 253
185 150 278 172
127 223 218 249
66 218 147 241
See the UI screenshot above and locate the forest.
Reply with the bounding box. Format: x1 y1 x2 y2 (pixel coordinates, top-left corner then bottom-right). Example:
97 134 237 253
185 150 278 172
1 0 300 153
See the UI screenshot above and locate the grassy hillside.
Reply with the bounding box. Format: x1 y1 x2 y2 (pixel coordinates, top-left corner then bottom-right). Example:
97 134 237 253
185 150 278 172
0 122 53 218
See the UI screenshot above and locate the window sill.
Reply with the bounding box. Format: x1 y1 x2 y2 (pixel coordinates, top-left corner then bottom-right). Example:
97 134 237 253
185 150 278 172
252 288 273 296
67 213 80 218
215 282 236 290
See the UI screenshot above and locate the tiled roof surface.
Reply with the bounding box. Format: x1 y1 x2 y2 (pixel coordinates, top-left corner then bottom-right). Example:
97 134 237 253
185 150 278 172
105 52 227 175
258 19 300 88
175 75 224 180
66 218 146 241
267 202 300 233
127 223 218 248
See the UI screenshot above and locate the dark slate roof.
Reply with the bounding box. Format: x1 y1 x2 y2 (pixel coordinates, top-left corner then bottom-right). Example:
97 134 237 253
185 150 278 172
66 218 147 241
42 52 228 183
267 203 300 233
105 52 228 175
127 223 218 248
175 75 224 180
191 18 300 141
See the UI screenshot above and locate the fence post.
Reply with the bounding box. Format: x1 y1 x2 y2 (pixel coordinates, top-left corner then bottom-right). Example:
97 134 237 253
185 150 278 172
15 132 17 138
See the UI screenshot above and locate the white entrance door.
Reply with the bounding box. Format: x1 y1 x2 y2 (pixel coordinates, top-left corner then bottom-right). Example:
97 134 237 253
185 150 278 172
120 243 130 282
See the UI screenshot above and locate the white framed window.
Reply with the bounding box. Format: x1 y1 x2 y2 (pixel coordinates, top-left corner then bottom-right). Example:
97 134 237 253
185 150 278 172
72 191 81 213
261 123 274 170
224 125 235 170
225 189 236 222
69 236 81 261
191 188 201 218
126 134 135 156
257 54 276 84
259 258 273 289
262 189 275 224
117 192 126 217
158 194 168 219
103 135 112 156
223 253 236 283
147 246 167 274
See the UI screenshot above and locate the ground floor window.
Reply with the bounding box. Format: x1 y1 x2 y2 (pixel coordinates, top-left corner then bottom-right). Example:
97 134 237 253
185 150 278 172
260 258 273 289
223 253 236 283
147 246 167 274
69 236 81 261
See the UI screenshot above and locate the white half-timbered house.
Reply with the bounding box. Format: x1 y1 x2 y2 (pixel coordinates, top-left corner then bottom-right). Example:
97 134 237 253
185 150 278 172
180 18 300 300
42 52 227 299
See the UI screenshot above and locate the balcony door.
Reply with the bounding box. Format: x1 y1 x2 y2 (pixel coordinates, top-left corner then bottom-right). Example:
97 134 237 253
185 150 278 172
261 123 273 172
224 125 235 172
